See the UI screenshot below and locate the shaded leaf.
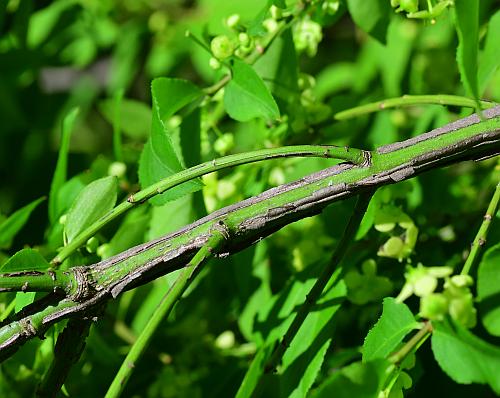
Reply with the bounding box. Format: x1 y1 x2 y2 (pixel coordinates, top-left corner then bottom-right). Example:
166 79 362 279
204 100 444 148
346 0 391 44
311 359 388 398
0 248 50 272
453 0 479 101
363 297 419 361
49 107 79 223
64 176 118 243
99 97 151 140
0 197 45 249
224 59 280 122
15 292 37 314
477 243 500 336
478 10 500 95
432 319 500 394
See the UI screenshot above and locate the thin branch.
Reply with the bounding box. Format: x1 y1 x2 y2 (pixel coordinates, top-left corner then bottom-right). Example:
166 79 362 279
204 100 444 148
333 95 496 121
104 223 228 398
0 106 498 360
262 191 373 375
52 145 366 265
461 181 500 275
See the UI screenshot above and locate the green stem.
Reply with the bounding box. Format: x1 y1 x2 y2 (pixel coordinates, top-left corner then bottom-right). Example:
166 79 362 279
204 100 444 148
388 321 432 365
112 89 124 162
461 181 500 275
0 271 74 294
52 145 366 265
262 191 373 375
333 95 496 120
104 226 227 398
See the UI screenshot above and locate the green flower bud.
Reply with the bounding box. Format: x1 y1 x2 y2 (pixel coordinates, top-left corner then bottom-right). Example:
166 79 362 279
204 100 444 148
209 57 221 70
226 14 240 29
215 330 235 349
263 18 279 33
270 5 282 20
108 161 127 178
268 167 286 186
238 32 250 46
420 293 448 320
213 133 234 155
293 18 322 57
413 274 437 297
378 236 405 258
399 0 418 13
211 35 235 60
85 236 99 254
217 180 236 200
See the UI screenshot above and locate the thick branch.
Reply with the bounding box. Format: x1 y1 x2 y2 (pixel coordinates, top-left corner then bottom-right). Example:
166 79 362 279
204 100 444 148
0 106 499 360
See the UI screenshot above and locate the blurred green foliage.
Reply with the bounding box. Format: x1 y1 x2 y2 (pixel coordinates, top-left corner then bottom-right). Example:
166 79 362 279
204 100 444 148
0 0 500 397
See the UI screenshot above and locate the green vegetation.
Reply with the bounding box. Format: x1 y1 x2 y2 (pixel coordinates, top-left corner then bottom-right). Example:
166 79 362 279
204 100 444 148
0 0 499 397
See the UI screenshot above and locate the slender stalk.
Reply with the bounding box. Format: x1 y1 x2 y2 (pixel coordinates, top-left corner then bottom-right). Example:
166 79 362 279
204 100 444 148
112 90 124 162
261 192 373 376
461 181 500 275
333 95 496 120
104 226 228 398
388 321 433 365
36 318 93 398
52 145 366 265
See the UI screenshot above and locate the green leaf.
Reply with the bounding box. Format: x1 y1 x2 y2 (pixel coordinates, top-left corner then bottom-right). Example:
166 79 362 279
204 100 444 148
49 107 79 223
224 59 280 122
477 243 500 336
0 197 45 250
362 297 420 362
27 0 77 48
346 0 391 44
236 268 346 397
15 292 36 314
0 248 51 272
310 359 388 398
453 0 480 101
235 343 277 398
280 278 347 397
64 176 118 243
138 78 203 205
99 97 151 140
432 319 500 394
478 10 500 95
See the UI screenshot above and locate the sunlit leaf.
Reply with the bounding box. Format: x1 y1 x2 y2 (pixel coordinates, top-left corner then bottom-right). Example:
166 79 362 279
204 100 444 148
64 176 117 243
0 248 50 272
224 59 280 122
363 297 420 361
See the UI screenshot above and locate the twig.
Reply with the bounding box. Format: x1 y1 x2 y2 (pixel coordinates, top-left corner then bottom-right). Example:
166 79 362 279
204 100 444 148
333 95 496 121
262 191 373 375
104 223 228 398
461 181 500 275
